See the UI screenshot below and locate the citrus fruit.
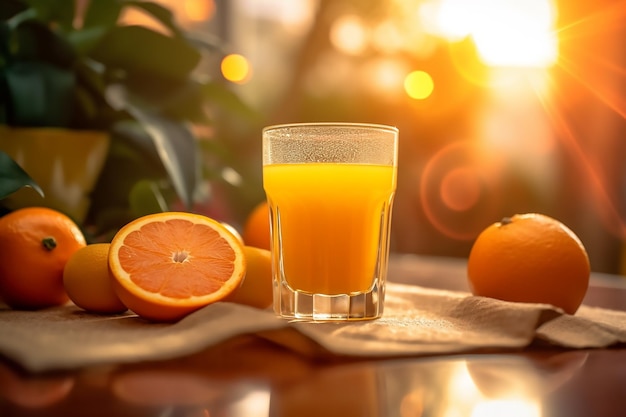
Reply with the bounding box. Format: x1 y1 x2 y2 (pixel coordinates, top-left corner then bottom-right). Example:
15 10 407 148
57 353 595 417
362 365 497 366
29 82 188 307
108 212 247 322
242 201 270 250
224 246 273 309
0 207 86 309
221 222 244 244
467 213 590 314
63 243 127 314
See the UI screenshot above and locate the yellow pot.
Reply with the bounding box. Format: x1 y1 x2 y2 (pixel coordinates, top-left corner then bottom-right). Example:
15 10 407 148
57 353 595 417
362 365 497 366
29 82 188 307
0 127 110 223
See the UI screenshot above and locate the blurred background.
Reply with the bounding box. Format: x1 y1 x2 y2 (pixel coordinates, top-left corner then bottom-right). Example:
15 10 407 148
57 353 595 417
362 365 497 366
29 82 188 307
4 0 625 275
126 0 626 275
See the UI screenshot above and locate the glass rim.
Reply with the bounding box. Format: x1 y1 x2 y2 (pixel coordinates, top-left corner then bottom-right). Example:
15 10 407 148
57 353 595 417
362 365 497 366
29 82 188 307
262 122 398 134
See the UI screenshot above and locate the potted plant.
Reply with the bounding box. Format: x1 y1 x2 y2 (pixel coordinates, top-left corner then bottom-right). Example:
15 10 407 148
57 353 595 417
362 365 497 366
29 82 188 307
0 0 258 237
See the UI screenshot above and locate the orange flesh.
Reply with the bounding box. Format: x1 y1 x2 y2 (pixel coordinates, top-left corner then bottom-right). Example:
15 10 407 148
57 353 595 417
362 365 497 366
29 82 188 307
117 219 236 298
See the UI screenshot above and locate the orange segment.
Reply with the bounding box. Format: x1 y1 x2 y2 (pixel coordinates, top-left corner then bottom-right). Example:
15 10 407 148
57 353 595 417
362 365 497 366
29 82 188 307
108 212 246 322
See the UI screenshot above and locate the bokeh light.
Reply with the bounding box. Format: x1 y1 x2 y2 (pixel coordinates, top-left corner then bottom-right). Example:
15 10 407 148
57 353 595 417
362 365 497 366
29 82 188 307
372 20 406 54
440 167 482 212
330 14 369 55
404 70 435 100
183 0 215 22
420 141 504 240
361 58 408 97
221 54 252 84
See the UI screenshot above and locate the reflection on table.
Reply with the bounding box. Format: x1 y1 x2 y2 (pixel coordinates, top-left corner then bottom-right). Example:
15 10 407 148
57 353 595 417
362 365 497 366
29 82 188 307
1 255 625 417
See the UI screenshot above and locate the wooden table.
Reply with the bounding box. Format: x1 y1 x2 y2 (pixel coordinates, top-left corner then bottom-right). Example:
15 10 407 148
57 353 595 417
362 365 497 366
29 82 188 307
1 254 625 417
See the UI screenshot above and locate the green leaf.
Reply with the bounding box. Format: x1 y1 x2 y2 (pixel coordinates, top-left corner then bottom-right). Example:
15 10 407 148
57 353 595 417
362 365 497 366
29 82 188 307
132 112 199 208
106 84 200 208
129 179 168 216
22 0 75 31
4 61 75 126
110 120 164 169
82 0 122 29
202 81 260 122
67 0 121 54
87 127 166 217
66 26 108 55
0 150 43 199
12 20 76 66
89 25 200 81
123 75 208 122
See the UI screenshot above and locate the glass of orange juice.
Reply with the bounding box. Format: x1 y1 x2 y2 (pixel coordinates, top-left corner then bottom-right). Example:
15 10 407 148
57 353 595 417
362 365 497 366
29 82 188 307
263 122 398 321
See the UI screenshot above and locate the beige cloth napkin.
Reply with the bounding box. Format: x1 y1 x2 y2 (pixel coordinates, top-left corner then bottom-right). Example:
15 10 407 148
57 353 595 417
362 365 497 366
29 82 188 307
1 283 625 372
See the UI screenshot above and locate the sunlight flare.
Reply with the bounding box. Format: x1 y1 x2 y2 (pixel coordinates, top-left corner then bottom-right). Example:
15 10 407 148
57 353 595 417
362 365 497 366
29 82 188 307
428 0 558 68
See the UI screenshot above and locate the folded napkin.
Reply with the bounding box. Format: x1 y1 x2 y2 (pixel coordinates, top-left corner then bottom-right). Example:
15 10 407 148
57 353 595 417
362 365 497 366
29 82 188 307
1 283 625 372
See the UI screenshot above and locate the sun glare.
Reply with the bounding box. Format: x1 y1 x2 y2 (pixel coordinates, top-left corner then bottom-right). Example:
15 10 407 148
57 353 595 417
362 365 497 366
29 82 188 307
430 0 558 68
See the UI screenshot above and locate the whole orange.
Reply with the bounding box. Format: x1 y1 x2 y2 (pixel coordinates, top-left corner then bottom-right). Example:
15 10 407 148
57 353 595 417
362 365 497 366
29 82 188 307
242 201 270 250
0 207 86 309
224 246 273 309
63 243 127 314
467 213 590 314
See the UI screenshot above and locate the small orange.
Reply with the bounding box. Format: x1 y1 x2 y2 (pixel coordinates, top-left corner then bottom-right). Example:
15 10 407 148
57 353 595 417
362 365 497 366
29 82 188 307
242 201 270 250
108 212 247 322
0 207 86 309
467 213 590 314
224 246 273 309
63 243 127 314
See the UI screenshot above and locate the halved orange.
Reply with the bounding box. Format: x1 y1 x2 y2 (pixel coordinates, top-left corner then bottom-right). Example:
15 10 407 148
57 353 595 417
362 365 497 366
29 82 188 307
108 212 247 322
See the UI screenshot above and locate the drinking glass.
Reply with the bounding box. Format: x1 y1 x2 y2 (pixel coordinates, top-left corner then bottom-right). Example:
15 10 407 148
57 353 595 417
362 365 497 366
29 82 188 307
263 122 398 321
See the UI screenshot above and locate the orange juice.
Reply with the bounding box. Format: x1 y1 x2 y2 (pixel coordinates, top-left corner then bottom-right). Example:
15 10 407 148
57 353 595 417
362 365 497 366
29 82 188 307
263 163 396 294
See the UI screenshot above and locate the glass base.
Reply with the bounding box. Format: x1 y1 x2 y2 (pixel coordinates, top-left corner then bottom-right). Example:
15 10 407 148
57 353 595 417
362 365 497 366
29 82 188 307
274 280 385 322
